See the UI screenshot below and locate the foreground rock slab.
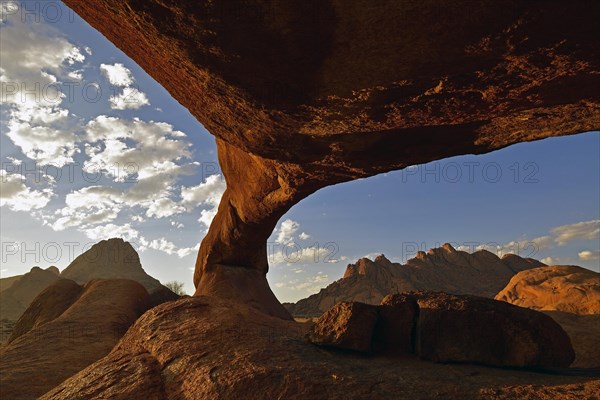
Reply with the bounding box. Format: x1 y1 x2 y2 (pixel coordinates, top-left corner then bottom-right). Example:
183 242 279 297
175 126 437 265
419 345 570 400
308 301 379 352
309 292 574 368
41 296 597 400
409 292 575 368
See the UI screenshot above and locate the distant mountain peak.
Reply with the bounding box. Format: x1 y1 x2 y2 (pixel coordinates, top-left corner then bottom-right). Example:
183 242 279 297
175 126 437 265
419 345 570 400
285 244 546 316
61 237 161 292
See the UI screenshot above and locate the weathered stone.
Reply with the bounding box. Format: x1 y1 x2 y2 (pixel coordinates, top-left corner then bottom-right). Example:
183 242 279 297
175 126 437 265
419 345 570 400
0 267 62 320
495 265 600 315
410 291 575 368
40 296 599 400
0 279 152 400
308 301 379 353
62 0 600 315
8 279 82 343
374 294 419 354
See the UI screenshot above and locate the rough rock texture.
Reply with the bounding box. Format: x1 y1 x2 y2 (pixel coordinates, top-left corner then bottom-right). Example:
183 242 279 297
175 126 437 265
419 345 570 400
286 245 544 316
62 0 600 315
8 279 83 343
308 301 379 353
61 238 163 292
374 295 419 354
409 291 575 368
543 311 600 369
0 275 22 292
308 292 574 368
0 279 152 400
41 296 599 400
148 285 182 309
0 267 62 320
495 265 600 314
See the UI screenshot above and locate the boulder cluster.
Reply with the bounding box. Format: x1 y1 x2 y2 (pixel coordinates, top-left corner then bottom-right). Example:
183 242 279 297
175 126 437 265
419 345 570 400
309 291 575 368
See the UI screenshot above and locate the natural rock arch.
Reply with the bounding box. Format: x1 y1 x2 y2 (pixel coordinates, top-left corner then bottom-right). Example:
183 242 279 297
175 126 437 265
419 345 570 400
63 0 600 319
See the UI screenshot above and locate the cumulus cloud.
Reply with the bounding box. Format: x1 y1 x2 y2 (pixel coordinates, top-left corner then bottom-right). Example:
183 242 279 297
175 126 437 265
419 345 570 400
1 20 85 167
299 232 311 240
108 87 150 110
83 223 140 242
143 237 198 258
540 256 559 265
84 116 190 180
99 63 150 110
99 63 134 86
0 170 53 211
276 219 299 245
5 121 79 167
552 220 600 245
181 174 226 230
578 250 600 261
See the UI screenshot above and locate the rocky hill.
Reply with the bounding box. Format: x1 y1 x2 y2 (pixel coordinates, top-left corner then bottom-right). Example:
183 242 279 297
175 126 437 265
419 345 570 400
0 279 154 400
0 267 61 320
61 238 162 292
284 244 544 316
0 238 170 322
495 265 600 315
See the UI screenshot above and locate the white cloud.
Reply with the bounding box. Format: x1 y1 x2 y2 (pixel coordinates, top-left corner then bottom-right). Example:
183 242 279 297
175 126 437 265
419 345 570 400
83 223 140 242
108 86 150 110
552 220 600 245
181 174 226 230
181 174 226 207
6 121 79 167
540 256 558 265
99 63 149 110
294 273 329 292
84 116 190 181
578 250 600 261
1 21 85 167
0 170 53 211
276 219 299 245
99 63 134 87
299 232 311 240
146 197 186 219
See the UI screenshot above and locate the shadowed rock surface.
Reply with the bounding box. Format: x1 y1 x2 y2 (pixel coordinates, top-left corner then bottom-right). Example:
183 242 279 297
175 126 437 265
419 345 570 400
0 267 62 320
542 311 600 369
285 246 544 316
62 0 600 315
0 279 152 400
309 292 574 368
308 301 379 353
40 296 598 400
8 279 83 343
495 265 600 314
405 292 575 368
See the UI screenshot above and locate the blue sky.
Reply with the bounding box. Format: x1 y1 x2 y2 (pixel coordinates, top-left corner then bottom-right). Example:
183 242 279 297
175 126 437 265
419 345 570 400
1 2 598 302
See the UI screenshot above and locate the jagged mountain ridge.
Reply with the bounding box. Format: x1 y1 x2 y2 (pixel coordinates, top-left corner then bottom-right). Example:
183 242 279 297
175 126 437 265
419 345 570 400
285 244 544 316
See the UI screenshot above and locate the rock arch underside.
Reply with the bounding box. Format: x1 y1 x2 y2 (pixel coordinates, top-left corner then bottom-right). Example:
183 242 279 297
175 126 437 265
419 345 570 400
63 0 600 319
